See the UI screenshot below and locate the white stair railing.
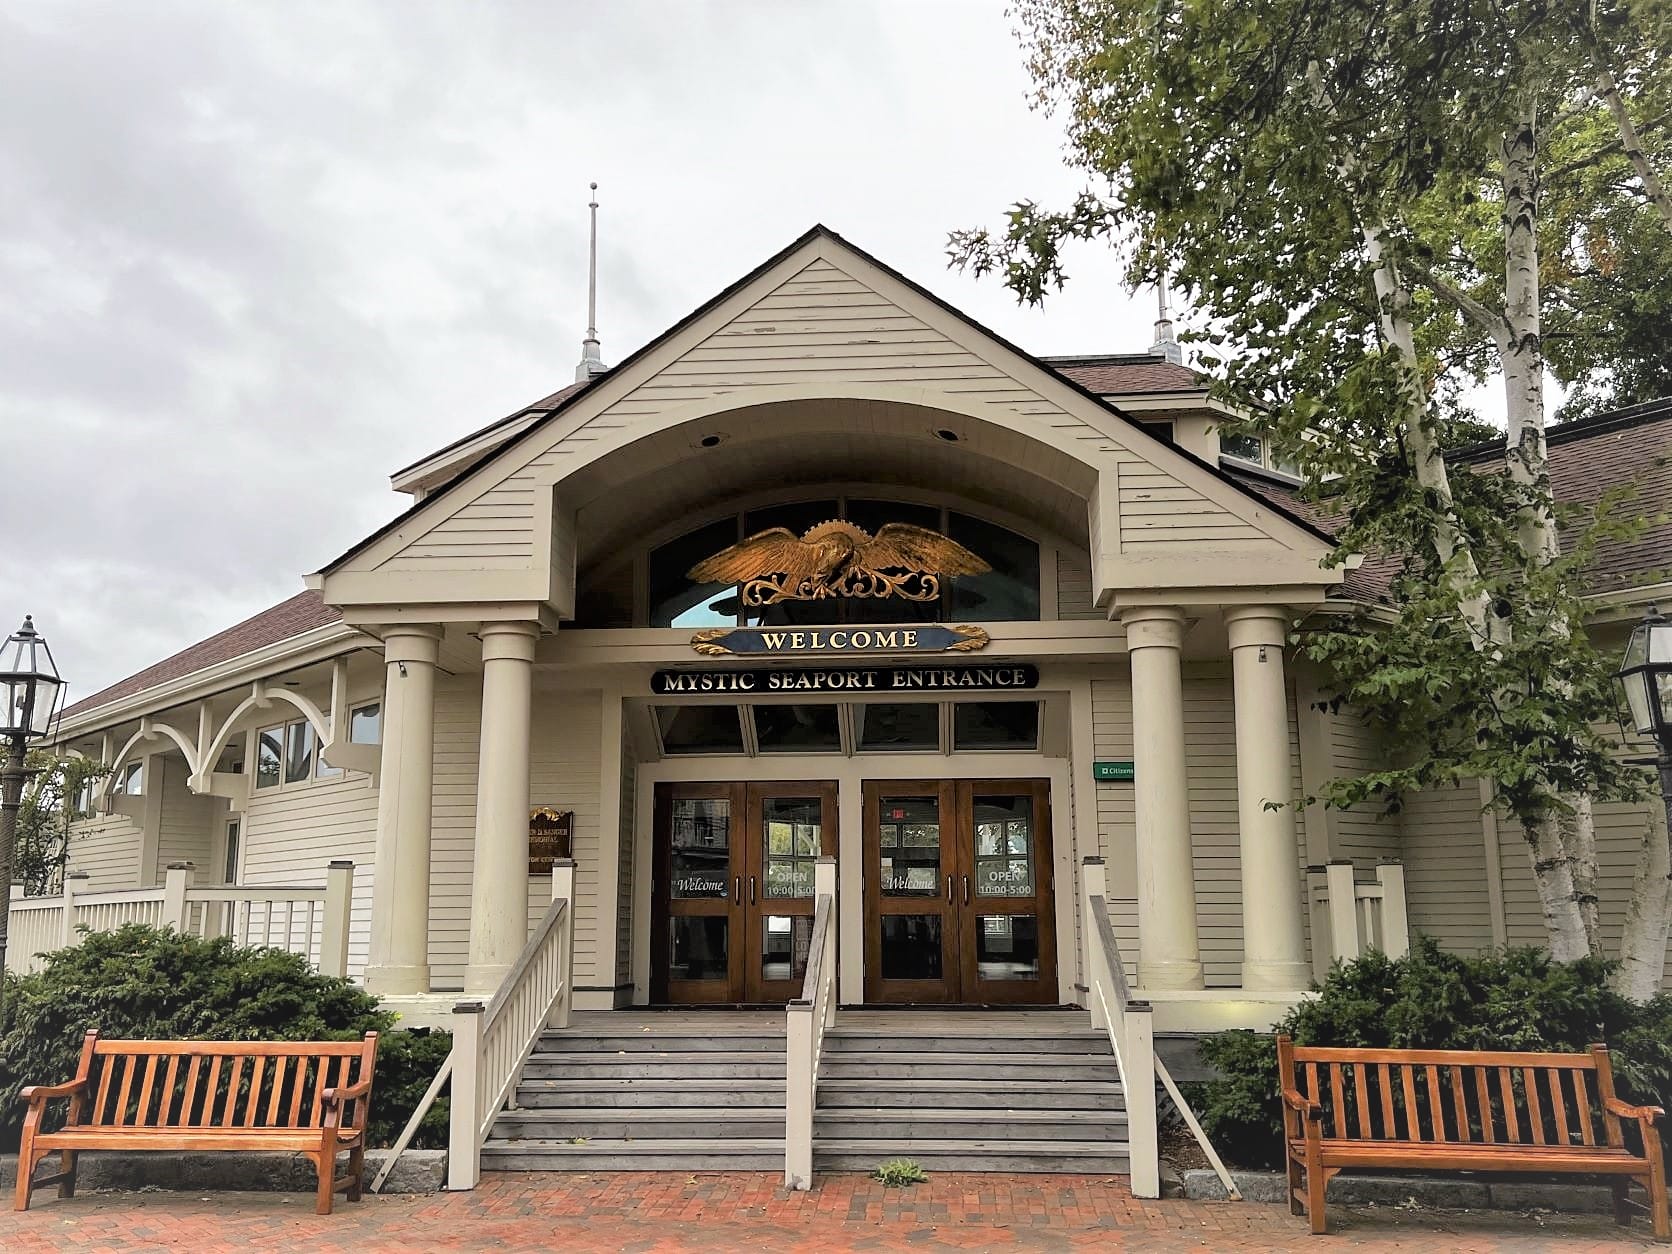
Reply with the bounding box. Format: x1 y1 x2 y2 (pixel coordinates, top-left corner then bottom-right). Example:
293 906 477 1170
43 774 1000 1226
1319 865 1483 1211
785 856 837 1190
5 861 353 977
1314 860 1409 968
1080 856 1239 1201
444 859 575 1191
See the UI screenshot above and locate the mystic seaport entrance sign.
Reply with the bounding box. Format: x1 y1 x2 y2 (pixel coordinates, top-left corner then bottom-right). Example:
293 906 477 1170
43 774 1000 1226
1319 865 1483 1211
651 663 1039 695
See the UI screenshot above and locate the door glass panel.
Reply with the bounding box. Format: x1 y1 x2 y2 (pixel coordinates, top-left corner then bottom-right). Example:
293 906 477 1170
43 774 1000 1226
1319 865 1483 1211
670 798 731 899
975 915 1040 981
857 703 940 751
762 915 813 983
878 796 941 896
762 797 821 898
973 794 1035 897
669 916 729 981
656 705 745 754
880 915 943 980
753 704 841 753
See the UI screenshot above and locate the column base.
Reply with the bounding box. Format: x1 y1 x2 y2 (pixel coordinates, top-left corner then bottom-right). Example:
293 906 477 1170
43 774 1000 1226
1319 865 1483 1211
362 963 431 997
1241 960 1314 992
1137 959 1205 991
464 962 513 997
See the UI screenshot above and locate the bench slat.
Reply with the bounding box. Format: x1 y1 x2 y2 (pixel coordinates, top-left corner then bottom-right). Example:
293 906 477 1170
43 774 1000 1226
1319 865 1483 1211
1353 1063 1372 1139
1449 1065 1468 1142
1329 1065 1346 1139
1426 1066 1446 1142
266 1056 288 1128
204 1057 224 1128
221 1057 245 1129
1291 1045 1600 1068
1576 1072 1596 1147
288 1056 308 1128
1474 1067 1496 1143
1550 1069 1572 1146
1526 1065 1547 1145
1499 1068 1520 1142
92 1039 369 1057
136 1056 160 1128
160 1056 181 1126
115 1055 137 1129
244 1057 266 1128
1378 1063 1394 1139
1400 1065 1420 1142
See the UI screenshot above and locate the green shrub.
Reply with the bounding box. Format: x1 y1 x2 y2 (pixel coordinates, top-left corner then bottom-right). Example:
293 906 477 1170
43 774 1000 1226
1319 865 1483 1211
0 925 451 1152
1195 937 1668 1168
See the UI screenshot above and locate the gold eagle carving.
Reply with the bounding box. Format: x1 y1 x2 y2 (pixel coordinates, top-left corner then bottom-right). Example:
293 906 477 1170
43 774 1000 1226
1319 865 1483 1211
686 520 990 605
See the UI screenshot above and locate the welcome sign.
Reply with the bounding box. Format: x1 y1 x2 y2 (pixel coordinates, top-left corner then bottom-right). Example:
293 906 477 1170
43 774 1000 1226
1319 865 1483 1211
690 624 988 656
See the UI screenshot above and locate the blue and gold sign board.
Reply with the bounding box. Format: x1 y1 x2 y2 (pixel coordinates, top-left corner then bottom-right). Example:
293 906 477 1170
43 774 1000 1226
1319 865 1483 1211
690 624 989 656
653 663 1039 696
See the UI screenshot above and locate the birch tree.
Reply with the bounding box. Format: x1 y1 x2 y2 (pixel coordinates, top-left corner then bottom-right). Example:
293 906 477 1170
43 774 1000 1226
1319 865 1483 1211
952 0 1668 987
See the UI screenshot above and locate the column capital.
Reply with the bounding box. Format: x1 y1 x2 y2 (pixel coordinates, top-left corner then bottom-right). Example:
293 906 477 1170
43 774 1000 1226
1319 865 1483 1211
380 623 445 665
1119 605 1187 650
478 620 541 663
1223 605 1290 651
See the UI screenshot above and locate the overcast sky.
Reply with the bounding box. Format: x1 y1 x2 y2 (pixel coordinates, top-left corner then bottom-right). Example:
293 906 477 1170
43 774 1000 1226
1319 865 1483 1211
3 1 1179 701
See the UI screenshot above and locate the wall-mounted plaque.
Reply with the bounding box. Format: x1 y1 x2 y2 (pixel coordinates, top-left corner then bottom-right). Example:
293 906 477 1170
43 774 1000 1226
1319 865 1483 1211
691 624 989 656
528 807 573 875
652 663 1038 696
1093 760 1135 782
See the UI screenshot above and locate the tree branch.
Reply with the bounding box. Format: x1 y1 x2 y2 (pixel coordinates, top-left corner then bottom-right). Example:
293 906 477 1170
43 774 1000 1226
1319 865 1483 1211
1406 257 1510 341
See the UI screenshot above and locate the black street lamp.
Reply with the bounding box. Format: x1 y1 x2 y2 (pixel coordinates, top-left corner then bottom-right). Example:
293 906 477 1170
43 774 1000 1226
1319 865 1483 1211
1616 605 1672 846
0 615 64 990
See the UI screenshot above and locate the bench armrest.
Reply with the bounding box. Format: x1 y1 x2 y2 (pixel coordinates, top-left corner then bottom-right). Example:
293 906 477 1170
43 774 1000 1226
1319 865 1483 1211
19 1078 89 1105
1282 1087 1324 1122
1605 1096 1665 1124
321 1078 374 1106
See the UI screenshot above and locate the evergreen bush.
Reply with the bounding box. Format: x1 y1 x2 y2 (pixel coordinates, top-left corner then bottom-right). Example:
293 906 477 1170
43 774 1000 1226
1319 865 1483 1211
0 925 452 1153
1194 937 1672 1168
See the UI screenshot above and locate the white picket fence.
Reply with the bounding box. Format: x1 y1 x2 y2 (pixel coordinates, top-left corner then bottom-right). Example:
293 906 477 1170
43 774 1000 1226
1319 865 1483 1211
6 860 354 977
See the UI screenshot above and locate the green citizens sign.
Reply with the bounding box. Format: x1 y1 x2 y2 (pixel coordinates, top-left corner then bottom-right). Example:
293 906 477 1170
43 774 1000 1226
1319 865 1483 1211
1093 760 1135 782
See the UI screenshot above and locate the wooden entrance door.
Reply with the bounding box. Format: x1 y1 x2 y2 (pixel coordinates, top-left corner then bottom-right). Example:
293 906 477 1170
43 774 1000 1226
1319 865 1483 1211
652 781 836 1004
862 779 1057 1005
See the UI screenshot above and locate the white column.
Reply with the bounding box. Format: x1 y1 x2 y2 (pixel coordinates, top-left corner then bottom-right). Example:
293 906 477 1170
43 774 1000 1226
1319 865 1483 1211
465 621 540 994
1119 606 1203 990
364 624 443 997
1225 605 1310 990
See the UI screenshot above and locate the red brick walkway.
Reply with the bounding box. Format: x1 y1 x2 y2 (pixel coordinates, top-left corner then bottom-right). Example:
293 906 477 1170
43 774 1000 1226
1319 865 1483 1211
0 1171 1654 1251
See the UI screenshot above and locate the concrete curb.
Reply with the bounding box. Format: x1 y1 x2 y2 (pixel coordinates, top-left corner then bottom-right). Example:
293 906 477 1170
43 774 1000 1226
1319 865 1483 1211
1179 1168 1616 1215
0 1149 445 1196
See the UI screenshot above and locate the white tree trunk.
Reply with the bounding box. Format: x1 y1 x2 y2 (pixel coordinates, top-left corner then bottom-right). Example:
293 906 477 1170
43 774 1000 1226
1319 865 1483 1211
1614 793 1672 1002
1587 40 1672 231
1562 794 1603 957
1525 816 1594 963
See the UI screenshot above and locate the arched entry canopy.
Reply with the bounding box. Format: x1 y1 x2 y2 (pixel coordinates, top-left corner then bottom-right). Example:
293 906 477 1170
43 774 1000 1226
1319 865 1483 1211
313 224 1340 625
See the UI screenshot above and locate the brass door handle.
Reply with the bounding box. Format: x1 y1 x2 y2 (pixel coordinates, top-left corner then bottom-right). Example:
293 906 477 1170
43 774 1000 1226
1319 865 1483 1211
749 876 757 905
962 875 971 906
733 876 742 905
946 875 953 904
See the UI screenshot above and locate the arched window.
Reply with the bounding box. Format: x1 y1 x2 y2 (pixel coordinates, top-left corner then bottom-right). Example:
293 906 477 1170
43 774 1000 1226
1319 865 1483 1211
646 498 1041 628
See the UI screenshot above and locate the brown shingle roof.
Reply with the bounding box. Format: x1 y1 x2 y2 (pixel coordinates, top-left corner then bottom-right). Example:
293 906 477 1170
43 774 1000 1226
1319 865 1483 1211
62 590 344 720
1229 397 1672 603
1048 357 1207 394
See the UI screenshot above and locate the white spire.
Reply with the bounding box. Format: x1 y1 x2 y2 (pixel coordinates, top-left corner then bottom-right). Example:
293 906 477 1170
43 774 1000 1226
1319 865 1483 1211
575 182 607 383
1150 265 1182 364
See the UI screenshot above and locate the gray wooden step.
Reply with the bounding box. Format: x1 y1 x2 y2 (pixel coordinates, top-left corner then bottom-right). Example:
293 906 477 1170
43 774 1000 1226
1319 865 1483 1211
813 1138 1130 1173
812 1107 1125 1142
824 1031 1110 1055
539 1032 785 1053
483 1137 784 1172
520 1051 786 1080
515 1078 787 1108
816 1078 1122 1110
493 1107 784 1141
819 1051 1117 1080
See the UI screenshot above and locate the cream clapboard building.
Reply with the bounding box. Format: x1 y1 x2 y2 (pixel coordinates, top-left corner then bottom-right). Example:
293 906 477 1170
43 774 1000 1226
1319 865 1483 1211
20 226 1672 1181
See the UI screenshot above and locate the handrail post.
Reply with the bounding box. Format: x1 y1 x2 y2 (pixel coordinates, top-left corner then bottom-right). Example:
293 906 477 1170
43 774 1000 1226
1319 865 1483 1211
1376 861 1409 958
550 858 575 1029
1125 1000 1160 1198
1080 857 1109 1028
1324 860 1359 965
59 872 88 948
785 1000 814 1189
161 863 195 932
448 1001 485 1190
320 860 354 978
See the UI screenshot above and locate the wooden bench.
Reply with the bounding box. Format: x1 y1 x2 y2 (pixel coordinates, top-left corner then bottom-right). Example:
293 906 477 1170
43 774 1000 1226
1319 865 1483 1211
1278 1035 1668 1239
14 1031 379 1215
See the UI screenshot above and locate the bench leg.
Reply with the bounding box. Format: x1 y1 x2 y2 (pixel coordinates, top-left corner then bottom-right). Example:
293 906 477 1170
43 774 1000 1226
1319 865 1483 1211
1287 1147 1303 1217
346 1142 365 1203
1650 1170 1670 1243
58 1150 79 1199
1613 1179 1632 1227
13 1127 41 1211
312 1150 336 1216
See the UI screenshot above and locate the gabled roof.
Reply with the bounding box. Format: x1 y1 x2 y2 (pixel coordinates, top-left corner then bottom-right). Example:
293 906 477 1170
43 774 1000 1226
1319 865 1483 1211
322 224 1336 575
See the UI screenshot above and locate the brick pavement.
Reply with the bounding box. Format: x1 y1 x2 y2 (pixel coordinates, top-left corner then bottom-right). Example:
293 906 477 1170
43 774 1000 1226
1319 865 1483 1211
0 1171 1657 1251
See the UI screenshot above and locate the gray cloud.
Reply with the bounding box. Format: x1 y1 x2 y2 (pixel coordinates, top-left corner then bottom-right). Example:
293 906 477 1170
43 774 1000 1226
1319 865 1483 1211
2 0 1157 700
